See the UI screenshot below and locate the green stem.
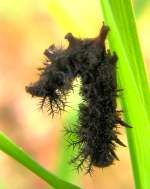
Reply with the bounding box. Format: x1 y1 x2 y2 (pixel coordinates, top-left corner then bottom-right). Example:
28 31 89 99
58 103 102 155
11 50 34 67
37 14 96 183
0 132 81 189
100 0 150 189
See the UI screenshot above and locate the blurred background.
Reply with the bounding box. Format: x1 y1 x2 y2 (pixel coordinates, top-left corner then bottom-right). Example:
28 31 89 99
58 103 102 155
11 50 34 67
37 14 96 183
0 0 149 189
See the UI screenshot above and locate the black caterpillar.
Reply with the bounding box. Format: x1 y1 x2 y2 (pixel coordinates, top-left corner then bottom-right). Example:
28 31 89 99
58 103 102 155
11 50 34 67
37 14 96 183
26 23 131 173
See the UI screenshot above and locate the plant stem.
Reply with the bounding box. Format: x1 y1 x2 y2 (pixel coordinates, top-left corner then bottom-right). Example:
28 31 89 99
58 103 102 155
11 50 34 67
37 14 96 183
0 132 81 189
100 0 150 188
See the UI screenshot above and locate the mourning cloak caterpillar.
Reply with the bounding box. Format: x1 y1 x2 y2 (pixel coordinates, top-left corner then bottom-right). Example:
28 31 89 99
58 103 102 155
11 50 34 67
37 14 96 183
26 23 131 173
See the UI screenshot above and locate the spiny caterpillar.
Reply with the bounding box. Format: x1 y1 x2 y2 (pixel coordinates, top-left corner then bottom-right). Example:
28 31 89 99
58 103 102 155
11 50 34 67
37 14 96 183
26 23 131 173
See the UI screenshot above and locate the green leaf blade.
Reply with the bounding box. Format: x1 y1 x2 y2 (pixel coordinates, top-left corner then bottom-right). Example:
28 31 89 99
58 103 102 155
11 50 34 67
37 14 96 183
0 132 81 189
100 0 150 188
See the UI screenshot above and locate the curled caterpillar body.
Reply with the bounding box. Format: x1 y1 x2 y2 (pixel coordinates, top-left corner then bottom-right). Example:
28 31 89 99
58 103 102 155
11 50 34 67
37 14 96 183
26 23 131 173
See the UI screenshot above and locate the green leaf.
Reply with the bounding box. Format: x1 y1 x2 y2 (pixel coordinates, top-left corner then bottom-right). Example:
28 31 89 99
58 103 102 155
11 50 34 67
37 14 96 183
100 0 150 189
0 132 81 189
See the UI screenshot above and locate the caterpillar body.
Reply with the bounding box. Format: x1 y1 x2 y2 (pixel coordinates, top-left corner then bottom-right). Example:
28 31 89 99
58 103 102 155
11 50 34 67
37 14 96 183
26 23 131 173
